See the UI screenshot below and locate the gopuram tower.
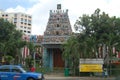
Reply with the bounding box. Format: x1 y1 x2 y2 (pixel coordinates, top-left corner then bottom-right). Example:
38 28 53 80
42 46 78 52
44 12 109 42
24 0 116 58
42 4 72 70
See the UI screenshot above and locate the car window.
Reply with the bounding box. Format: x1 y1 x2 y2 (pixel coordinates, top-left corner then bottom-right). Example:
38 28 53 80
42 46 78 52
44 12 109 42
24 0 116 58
19 67 26 73
0 66 10 72
12 67 22 73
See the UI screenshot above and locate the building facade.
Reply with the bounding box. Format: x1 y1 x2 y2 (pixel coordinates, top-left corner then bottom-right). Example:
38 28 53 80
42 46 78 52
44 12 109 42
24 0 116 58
22 35 43 66
42 4 72 70
0 11 32 36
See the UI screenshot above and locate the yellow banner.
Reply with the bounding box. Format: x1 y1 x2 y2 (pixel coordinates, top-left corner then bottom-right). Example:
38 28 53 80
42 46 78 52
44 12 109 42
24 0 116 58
79 64 103 72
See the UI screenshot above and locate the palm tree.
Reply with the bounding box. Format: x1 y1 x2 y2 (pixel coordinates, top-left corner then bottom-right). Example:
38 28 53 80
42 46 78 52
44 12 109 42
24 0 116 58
62 35 80 76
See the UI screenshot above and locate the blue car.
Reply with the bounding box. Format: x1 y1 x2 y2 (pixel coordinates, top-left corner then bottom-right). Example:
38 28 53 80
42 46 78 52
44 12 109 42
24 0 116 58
0 65 44 80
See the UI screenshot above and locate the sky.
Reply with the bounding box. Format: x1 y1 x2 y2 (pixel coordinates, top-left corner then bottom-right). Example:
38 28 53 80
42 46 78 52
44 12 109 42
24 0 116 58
0 0 120 35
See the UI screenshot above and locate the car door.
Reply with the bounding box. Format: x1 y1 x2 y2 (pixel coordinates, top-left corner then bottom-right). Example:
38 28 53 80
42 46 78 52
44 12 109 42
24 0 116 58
0 66 11 80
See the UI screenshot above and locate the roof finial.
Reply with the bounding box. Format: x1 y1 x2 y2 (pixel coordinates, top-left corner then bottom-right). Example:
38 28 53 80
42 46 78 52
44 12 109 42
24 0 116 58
57 4 61 10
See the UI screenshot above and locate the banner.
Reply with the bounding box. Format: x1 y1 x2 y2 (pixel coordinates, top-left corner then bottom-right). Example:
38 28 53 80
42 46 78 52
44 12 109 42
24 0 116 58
79 64 103 72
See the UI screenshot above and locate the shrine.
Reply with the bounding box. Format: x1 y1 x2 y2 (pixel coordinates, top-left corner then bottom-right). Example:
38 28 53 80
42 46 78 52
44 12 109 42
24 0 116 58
42 4 72 70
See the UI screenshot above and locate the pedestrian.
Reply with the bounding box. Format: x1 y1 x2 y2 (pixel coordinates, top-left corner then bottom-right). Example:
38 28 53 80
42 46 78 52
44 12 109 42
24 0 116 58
104 69 108 77
30 65 35 72
104 70 108 77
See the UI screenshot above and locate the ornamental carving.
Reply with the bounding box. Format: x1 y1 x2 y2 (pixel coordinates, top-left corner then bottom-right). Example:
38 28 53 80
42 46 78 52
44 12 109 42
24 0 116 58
43 5 72 44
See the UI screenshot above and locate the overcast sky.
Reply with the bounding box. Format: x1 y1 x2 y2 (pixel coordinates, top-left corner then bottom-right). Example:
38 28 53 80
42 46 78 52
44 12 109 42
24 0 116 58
0 0 120 35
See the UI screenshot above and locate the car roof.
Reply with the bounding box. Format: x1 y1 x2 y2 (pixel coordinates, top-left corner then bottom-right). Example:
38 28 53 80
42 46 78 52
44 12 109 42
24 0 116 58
0 65 21 68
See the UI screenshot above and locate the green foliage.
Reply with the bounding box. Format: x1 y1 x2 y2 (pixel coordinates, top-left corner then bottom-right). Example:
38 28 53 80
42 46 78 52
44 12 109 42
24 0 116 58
62 35 80 76
74 8 120 58
4 55 14 64
27 42 35 55
0 18 26 63
35 63 51 73
63 8 120 76
25 55 32 68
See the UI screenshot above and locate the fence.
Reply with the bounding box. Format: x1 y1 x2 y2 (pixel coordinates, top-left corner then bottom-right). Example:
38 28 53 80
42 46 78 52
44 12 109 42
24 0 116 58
108 64 120 76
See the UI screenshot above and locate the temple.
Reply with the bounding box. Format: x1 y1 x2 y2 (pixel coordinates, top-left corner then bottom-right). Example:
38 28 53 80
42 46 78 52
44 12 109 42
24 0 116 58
42 4 72 70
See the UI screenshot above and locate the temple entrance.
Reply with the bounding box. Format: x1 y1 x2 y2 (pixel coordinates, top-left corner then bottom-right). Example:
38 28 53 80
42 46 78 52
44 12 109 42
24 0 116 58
53 48 64 68
42 4 72 70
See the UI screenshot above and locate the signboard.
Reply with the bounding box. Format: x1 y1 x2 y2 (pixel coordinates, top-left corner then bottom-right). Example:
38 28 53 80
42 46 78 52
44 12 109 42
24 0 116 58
80 59 103 64
79 64 103 72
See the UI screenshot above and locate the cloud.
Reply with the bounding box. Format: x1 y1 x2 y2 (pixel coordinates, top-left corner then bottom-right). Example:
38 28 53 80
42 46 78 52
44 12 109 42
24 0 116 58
4 0 120 35
106 0 120 17
5 0 63 35
26 2 51 35
26 0 62 35
6 6 26 13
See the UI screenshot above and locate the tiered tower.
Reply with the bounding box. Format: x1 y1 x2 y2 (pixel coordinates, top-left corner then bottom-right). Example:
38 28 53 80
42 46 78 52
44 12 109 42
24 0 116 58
43 4 72 45
42 4 72 70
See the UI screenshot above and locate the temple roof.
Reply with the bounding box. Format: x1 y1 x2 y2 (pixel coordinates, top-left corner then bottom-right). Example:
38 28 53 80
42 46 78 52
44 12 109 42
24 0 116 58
42 4 72 45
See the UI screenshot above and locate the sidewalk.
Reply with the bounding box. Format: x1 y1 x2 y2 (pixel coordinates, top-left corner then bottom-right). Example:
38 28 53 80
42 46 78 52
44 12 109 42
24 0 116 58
45 72 64 77
44 73 116 80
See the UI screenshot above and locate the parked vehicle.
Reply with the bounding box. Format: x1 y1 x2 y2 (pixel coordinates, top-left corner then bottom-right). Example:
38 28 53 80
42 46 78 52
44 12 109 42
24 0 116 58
0 65 44 80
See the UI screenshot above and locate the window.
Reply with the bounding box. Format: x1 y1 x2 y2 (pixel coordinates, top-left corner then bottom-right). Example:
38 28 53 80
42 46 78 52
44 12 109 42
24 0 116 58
28 27 30 29
14 22 17 24
0 66 10 72
25 15 27 17
6 14 8 16
21 18 23 21
14 18 17 22
25 19 27 22
12 67 22 73
28 16 31 18
28 24 31 26
28 20 31 23
28 31 31 33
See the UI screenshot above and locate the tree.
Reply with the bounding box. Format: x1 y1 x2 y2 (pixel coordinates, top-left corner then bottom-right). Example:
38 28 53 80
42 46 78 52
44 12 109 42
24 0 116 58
62 35 80 76
74 12 99 58
74 8 120 58
27 42 35 56
74 8 120 76
0 18 26 64
26 42 35 68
